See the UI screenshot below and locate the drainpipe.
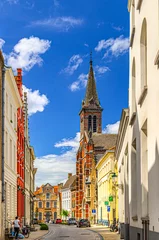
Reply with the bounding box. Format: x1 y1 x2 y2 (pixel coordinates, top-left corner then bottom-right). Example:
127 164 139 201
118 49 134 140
2 67 5 203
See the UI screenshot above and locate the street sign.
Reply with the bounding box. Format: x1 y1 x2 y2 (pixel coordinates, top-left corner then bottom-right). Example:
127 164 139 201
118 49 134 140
109 196 113 202
92 209 96 215
107 206 110 212
104 201 109 206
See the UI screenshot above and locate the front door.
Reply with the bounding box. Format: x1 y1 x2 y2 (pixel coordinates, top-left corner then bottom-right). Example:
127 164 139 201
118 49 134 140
45 212 50 222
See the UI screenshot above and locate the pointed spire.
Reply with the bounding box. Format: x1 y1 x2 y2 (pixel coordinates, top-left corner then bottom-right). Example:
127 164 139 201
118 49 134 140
84 52 100 106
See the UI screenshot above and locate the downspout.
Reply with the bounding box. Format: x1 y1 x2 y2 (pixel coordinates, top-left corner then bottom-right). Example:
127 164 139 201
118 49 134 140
2 67 5 203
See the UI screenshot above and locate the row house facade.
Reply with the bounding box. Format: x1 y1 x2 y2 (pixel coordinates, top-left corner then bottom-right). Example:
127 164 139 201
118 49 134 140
34 183 59 222
0 51 4 239
61 173 76 219
4 68 22 228
24 92 37 225
76 58 117 223
15 69 25 222
115 1 159 240
96 147 118 226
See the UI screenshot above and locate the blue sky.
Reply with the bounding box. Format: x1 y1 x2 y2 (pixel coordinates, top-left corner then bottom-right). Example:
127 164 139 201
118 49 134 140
0 0 129 186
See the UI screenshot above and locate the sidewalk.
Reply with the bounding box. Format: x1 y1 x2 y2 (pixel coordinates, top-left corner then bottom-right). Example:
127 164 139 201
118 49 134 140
90 225 120 240
28 225 49 240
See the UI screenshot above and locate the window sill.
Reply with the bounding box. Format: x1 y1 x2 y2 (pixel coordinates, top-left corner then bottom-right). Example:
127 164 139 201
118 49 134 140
138 86 148 106
129 112 136 126
154 50 159 65
137 0 143 10
132 215 138 221
130 26 135 47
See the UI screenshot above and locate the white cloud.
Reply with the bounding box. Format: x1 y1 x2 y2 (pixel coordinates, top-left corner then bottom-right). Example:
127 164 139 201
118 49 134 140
23 85 49 116
95 65 110 75
6 0 18 4
6 36 51 72
69 73 88 92
35 132 80 186
95 35 129 58
112 25 123 32
0 38 5 49
30 17 83 32
103 121 120 134
62 55 83 75
84 43 89 47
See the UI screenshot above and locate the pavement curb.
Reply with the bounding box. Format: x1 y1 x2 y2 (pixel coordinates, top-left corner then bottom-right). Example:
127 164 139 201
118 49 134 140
87 229 104 240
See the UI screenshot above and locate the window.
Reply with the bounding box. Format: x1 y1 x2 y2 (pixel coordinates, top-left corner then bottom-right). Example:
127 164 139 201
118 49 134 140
132 0 135 28
5 132 8 163
39 201 42 208
131 138 137 217
13 145 16 171
132 58 136 113
14 113 16 129
88 115 92 131
87 185 90 197
10 139 12 168
6 93 8 117
46 193 50 199
140 19 147 90
93 116 97 132
10 104 12 121
39 212 42 220
46 202 50 208
54 201 57 208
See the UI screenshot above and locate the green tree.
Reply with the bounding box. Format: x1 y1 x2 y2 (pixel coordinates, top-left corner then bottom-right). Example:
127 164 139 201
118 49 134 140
61 209 69 220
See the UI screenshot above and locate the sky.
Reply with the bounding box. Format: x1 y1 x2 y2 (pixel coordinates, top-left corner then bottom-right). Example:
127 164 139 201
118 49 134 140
0 0 129 187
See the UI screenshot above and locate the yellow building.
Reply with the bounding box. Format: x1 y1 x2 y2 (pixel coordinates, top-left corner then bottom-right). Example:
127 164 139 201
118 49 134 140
34 183 59 223
96 147 118 226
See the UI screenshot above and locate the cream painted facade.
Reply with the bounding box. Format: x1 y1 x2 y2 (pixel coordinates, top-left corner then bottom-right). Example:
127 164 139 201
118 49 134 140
116 1 159 239
4 68 22 228
96 149 118 226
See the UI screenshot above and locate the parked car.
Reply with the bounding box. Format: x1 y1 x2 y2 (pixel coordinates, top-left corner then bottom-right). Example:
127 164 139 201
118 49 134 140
77 219 91 228
56 219 62 224
68 218 76 225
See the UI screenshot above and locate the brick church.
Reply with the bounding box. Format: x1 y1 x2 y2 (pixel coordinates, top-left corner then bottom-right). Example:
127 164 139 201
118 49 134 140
75 57 117 222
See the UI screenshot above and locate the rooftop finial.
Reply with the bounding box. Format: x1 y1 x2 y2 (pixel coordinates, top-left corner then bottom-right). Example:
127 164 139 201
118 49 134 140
90 50 93 66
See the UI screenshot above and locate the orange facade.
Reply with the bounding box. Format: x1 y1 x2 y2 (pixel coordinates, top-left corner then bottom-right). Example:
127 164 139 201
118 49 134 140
15 69 25 220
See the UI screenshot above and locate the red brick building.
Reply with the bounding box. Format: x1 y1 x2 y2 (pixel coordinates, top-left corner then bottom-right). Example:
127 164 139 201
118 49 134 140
76 59 117 222
15 69 25 221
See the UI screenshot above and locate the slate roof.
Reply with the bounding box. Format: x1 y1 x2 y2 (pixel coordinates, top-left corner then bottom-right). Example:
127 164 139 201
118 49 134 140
84 60 100 106
62 175 76 190
92 133 117 150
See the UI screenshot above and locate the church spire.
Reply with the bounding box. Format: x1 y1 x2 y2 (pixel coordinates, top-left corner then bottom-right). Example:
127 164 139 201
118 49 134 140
84 52 100 106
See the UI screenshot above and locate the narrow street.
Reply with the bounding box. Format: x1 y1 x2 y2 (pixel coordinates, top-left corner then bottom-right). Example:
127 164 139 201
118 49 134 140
40 224 102 240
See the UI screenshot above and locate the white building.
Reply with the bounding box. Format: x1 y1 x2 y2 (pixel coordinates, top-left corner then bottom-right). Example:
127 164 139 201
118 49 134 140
4 68 22 227
61 174 76 219
24 92 36 225
116 1 159 239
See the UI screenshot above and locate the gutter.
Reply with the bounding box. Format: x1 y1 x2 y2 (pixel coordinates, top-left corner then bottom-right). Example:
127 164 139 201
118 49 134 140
2 67 5 202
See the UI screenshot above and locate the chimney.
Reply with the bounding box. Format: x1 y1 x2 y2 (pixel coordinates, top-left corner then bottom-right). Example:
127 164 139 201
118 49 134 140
68 173 72 179
15 68 23 99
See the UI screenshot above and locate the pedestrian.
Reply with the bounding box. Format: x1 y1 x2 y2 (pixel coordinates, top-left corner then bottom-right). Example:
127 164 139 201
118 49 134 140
13 216 21 239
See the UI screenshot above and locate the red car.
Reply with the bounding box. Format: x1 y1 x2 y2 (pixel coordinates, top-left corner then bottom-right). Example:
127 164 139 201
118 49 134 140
56 219 62 224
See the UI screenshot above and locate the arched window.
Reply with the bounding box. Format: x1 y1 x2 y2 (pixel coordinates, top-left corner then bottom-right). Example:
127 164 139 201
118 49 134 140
88 115 92 131
132 58 136 113
132 0 135 28
93 116 97 132
140 19 147 90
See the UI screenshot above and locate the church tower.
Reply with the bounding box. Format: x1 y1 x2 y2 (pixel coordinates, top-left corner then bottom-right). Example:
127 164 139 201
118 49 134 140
79 55 103 137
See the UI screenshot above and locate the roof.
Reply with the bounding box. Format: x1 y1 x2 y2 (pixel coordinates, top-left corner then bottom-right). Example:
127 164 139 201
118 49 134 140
84 60 100 106
92 133 117 150
62 175 76 190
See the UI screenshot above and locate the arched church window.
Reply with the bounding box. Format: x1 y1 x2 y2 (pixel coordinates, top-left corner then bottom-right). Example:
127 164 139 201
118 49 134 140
93 116 97 132
88 116 92 131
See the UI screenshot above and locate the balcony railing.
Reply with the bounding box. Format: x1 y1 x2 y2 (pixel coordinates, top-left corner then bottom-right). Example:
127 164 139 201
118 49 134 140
85 196 91 203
